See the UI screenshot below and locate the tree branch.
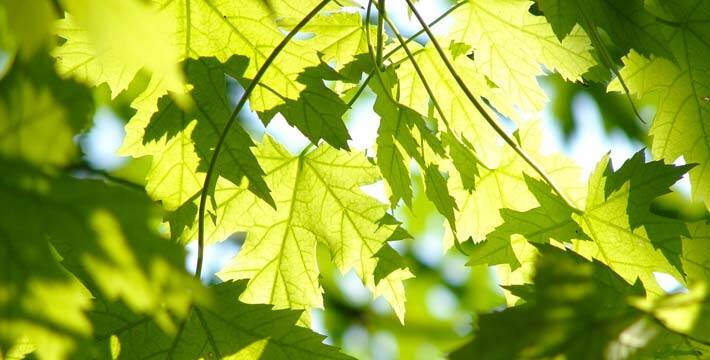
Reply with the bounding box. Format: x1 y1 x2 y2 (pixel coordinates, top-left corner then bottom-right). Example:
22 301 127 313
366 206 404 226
402 0 583 214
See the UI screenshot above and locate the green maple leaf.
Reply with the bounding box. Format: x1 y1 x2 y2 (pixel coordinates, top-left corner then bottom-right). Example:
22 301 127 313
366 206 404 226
155 0 337 114
0 160 198 359
444 121 586 252
367 64 459 227
424 164 459 232
53 0 184 98
259 63 352 150
452 245 648 360
0 53 92 166
536 0 673 59
446 0 596 114
278 12 376 70
60 0 359 152
135 57 271 211
442 131 480 193
572 152 693 295
394 44 514 167
85 281 352 359
184 136 413 322
683 221 710 285
609 1 710 211
369 65 445 208
472 150 695 297
468 175 588 270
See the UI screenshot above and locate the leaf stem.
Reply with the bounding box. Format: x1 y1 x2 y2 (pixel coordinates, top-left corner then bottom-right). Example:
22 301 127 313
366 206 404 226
345 1 464 109
379 6 453 134
376 0 385 69
402 0 582 214
66 162 146 192
575 4 645 124
195 0 331 279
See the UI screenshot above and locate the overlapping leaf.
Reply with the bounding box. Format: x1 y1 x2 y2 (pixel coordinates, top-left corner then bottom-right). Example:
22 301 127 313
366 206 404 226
444 121 586 251
0 160 198 359
536 0 673 58
610 1 710 211
446 0 596 114
453 246 652 359
170 136 415 322
468 175 587 270
86 281 351 359
137 56 270 211
471 150 697 296
394 44 514 167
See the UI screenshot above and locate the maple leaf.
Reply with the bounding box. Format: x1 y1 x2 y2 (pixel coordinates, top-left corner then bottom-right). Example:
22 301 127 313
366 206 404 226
394 44 514 167
536 0 673 59
182 136 414 322
278 12 376 70
136 57 271 211
154 0 340 114
444 121 586 252
468 175 588 270
572 151 693 296
53 0 184 98
452 245 648 359
472 150 696 296
0 159 198 359
446 0 595 114
368 64 446 208
85 281 352 359
609 0 710 211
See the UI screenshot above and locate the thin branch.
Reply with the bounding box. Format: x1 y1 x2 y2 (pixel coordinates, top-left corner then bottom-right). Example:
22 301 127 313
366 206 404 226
379 6 453 134
402 0 583 214
345 1 465 109
376 0 385 69
66 162 146 192
576 4 646 124
195 0 331 279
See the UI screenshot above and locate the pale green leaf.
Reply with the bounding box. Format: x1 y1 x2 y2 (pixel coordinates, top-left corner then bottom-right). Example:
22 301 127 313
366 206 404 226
609 1 710 210
279 12 374 70
444 120 586 252
54 0 184 98
199 137 414 322
571 152 692 295
124 57 271 212
395 45 514 166
447 0 596 114
468 175 588 269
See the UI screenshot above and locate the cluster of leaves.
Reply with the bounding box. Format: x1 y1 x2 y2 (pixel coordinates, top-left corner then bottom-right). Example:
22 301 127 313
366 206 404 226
1 0 710 358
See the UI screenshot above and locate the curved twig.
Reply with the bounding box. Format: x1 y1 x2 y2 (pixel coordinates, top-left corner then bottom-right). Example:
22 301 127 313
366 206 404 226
345 1 466 108
402 0 583 214
575 3 646 124
195 0 331 279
